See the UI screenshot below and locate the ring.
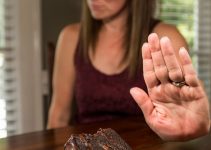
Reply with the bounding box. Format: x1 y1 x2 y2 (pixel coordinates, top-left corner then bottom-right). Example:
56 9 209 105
172 81 187 87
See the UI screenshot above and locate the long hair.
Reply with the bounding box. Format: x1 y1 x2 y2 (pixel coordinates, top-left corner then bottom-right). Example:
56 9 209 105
80 0 156 76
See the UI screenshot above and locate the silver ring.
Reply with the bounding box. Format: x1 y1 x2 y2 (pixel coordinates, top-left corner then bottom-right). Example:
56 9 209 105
172 81 187 87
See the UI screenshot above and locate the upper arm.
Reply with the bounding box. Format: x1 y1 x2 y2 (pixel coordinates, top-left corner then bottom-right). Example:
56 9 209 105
52 23 80 108
152 22 189 60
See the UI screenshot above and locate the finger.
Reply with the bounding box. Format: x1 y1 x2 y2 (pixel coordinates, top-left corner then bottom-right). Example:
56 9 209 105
148 33 168 83
130 87 153 117
142 42 159 89
160 37 183 82
179 47 199 87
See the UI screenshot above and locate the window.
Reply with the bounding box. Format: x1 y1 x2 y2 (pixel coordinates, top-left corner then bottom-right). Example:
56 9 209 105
0 0 7 138
158 0 211 99
0 0 43 138
159 0 195 60
0 0 18 138
196 0 211 100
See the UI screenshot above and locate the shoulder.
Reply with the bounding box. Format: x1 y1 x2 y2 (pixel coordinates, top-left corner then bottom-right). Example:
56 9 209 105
58 23 81 43
152 22 185 42
56 24 80 61
56 23 81 54
152 22 188 50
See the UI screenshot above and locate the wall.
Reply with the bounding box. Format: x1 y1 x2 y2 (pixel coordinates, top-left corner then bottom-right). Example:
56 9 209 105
42 0 82 69
41 0 82 125
14 0 43 134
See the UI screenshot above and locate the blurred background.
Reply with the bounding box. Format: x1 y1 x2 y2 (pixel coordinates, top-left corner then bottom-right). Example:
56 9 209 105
0 0 210 138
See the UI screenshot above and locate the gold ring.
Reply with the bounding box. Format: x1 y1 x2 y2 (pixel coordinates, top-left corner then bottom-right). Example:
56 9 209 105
172 81 187 87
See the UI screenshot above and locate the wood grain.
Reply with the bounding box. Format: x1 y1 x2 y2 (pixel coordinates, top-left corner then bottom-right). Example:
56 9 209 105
0 117 210 150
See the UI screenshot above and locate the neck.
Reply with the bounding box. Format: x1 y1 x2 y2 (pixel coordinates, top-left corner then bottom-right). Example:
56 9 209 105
101 5 128 33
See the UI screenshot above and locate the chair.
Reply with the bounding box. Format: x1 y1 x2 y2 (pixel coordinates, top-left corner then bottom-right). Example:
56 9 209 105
47 42 56 97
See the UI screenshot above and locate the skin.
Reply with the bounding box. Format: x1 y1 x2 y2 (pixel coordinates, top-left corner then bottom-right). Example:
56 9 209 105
130 33 210 141
47 24 78 128
48 0 210 141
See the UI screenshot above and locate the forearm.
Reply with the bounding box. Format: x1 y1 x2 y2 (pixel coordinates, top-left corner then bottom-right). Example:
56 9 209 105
47 105 71 129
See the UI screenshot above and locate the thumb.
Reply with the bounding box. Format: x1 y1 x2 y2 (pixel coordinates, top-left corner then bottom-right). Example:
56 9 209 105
130 87 153 117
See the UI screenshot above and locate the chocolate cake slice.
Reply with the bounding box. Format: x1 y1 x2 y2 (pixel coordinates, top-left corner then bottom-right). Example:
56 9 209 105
64 128 132 150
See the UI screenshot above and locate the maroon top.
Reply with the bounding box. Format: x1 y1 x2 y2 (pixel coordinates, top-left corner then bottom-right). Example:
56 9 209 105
74 20 160 124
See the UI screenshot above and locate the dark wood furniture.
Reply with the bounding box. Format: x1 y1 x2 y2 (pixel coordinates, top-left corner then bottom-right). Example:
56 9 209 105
0 117 211 150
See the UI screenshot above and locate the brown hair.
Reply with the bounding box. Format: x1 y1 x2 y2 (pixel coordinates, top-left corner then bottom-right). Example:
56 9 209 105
80 0 156 76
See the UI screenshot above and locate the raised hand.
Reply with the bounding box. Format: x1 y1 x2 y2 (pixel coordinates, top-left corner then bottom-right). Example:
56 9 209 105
130 33 210 141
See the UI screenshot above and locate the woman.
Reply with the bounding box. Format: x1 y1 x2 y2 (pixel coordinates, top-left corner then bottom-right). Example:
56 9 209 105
48 0 210 141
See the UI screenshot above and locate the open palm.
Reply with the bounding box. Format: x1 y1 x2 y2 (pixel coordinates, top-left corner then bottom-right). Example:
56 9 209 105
130 33 210 141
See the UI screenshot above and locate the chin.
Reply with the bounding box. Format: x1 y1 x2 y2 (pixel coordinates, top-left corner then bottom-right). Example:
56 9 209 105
91 13 107 20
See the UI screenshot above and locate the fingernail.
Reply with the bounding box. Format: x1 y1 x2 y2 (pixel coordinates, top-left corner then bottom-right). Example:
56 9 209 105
149 33 158 40
161 36 170 42
130 87 140 96
179 47 187 55
180 47 186 51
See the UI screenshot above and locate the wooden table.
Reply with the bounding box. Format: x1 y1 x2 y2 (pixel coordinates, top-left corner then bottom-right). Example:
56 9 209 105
0 117 211 150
